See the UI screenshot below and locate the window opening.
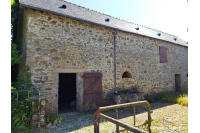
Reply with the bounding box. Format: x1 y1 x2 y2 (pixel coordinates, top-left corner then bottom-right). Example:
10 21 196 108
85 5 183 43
122 72 131 78
159 46 168 63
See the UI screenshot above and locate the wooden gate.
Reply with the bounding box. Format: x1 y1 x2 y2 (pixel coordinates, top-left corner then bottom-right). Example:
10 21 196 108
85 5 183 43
83 72 103 111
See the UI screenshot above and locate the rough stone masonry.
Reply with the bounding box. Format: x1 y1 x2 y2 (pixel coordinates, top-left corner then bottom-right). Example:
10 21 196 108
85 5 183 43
18 7 188 115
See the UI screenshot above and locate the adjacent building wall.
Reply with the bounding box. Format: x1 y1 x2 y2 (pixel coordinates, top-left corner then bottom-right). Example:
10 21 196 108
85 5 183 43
19 8 188 115
18 7 29 73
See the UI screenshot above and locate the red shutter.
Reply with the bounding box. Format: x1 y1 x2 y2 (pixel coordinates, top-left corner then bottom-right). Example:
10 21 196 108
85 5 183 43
159 46 168 63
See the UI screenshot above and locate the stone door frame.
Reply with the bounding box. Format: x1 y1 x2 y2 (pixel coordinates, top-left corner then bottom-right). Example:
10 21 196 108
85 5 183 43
54 68 85 114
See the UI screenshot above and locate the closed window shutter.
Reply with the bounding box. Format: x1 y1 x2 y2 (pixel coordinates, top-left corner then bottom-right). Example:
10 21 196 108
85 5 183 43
159 46 168 63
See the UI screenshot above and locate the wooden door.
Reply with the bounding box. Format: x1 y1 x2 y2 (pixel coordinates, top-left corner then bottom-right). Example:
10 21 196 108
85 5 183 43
83 72 103 111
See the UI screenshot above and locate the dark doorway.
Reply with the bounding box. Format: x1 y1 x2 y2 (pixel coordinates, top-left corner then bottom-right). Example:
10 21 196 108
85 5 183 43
175 74 181 92
58 73 76 113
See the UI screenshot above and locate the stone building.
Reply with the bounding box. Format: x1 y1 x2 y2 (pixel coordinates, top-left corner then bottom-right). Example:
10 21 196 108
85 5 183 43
18 0 188 115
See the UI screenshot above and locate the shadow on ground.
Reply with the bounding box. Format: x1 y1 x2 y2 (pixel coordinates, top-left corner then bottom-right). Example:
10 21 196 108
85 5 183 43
100 102 175 119
40 102 176 133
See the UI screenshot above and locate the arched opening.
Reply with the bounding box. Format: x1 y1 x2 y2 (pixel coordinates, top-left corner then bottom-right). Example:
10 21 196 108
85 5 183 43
120 69 133 81
122 72 131 78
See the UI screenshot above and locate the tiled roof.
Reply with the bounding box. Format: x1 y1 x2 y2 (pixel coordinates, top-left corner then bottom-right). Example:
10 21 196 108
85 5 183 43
19 0 188 47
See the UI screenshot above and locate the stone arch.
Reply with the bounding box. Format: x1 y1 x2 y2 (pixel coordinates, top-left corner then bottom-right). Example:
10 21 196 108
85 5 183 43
120 68 133 81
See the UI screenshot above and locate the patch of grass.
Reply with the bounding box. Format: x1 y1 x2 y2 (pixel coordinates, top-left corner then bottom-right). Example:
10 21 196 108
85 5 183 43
45 115 64 125
145 96 156 102
177 96 188 106
159 92 180 103
152 117 162 127
145 91 188 106
117 89 130 94
151 129 160 133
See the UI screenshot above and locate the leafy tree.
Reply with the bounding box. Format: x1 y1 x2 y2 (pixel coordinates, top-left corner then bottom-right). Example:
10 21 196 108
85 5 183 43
11 2 36 132
11 43 22 66
11 0 22 66
11 66 36 132
11 0 19 39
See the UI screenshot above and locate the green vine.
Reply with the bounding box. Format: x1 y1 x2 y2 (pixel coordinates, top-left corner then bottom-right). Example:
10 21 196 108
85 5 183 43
14 66 32 90
11 43 22 66
11 66 39 132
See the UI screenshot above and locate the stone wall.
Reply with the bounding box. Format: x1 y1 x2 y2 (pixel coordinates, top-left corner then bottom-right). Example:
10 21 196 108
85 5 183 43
18 7 28 73
32 99 45 127
19 7 188 115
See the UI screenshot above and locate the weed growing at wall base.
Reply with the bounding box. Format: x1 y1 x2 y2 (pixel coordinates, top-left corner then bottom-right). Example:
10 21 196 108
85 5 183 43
177 94 188 106
45 115 64 125
145 91 188 106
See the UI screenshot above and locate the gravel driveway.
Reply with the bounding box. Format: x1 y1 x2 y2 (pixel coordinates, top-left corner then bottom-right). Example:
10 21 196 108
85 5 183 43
39 102 187 133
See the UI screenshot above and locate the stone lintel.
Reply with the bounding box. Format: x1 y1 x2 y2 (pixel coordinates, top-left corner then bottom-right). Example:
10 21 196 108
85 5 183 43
54 68 86 73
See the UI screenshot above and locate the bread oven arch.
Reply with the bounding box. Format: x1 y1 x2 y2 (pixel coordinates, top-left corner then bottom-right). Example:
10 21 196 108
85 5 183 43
120 68 134 81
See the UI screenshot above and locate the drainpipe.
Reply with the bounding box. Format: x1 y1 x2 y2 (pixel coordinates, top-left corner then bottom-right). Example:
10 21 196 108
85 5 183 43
114 29 118 94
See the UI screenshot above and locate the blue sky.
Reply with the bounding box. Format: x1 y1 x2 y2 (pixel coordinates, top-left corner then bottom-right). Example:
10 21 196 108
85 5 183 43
65 0 188 41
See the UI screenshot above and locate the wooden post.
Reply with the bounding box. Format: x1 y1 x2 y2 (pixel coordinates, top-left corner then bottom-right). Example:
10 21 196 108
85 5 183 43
133 105 136 126
116 108 119 133
146 103 151 133
94 116 100 133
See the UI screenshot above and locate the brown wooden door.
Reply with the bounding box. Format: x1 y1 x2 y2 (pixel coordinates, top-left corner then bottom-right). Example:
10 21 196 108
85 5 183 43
83 72 103 111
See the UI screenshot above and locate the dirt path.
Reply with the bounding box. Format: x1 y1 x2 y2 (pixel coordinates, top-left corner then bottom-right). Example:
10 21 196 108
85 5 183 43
39 102 188 133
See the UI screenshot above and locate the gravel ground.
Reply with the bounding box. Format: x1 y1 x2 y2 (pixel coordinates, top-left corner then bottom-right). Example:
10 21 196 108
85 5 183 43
36 102 188 133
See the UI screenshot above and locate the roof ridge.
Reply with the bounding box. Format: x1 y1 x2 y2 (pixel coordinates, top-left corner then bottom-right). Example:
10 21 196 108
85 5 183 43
61 0 177 37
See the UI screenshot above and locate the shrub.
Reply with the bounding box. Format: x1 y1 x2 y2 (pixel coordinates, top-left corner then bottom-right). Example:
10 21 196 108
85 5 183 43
177 96 188 107
11 66 39 132
45 115 64 125
11 43 22 66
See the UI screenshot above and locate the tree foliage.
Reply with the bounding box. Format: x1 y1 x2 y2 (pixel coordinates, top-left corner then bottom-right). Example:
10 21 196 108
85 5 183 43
11 0 19 36
11 66 39 132
11 43 22 66
14 66 32 91
11 2 35 131
11 0 22 66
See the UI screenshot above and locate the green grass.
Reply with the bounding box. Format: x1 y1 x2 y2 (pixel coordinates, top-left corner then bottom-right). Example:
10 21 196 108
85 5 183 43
117 89 130 94
145 91 188 106
177 96 188 106
45 115 65 125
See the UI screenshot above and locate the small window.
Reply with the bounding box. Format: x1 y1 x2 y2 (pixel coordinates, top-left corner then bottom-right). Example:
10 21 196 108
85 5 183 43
120 69 133 81
159 46 168 63
122 72 131 78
